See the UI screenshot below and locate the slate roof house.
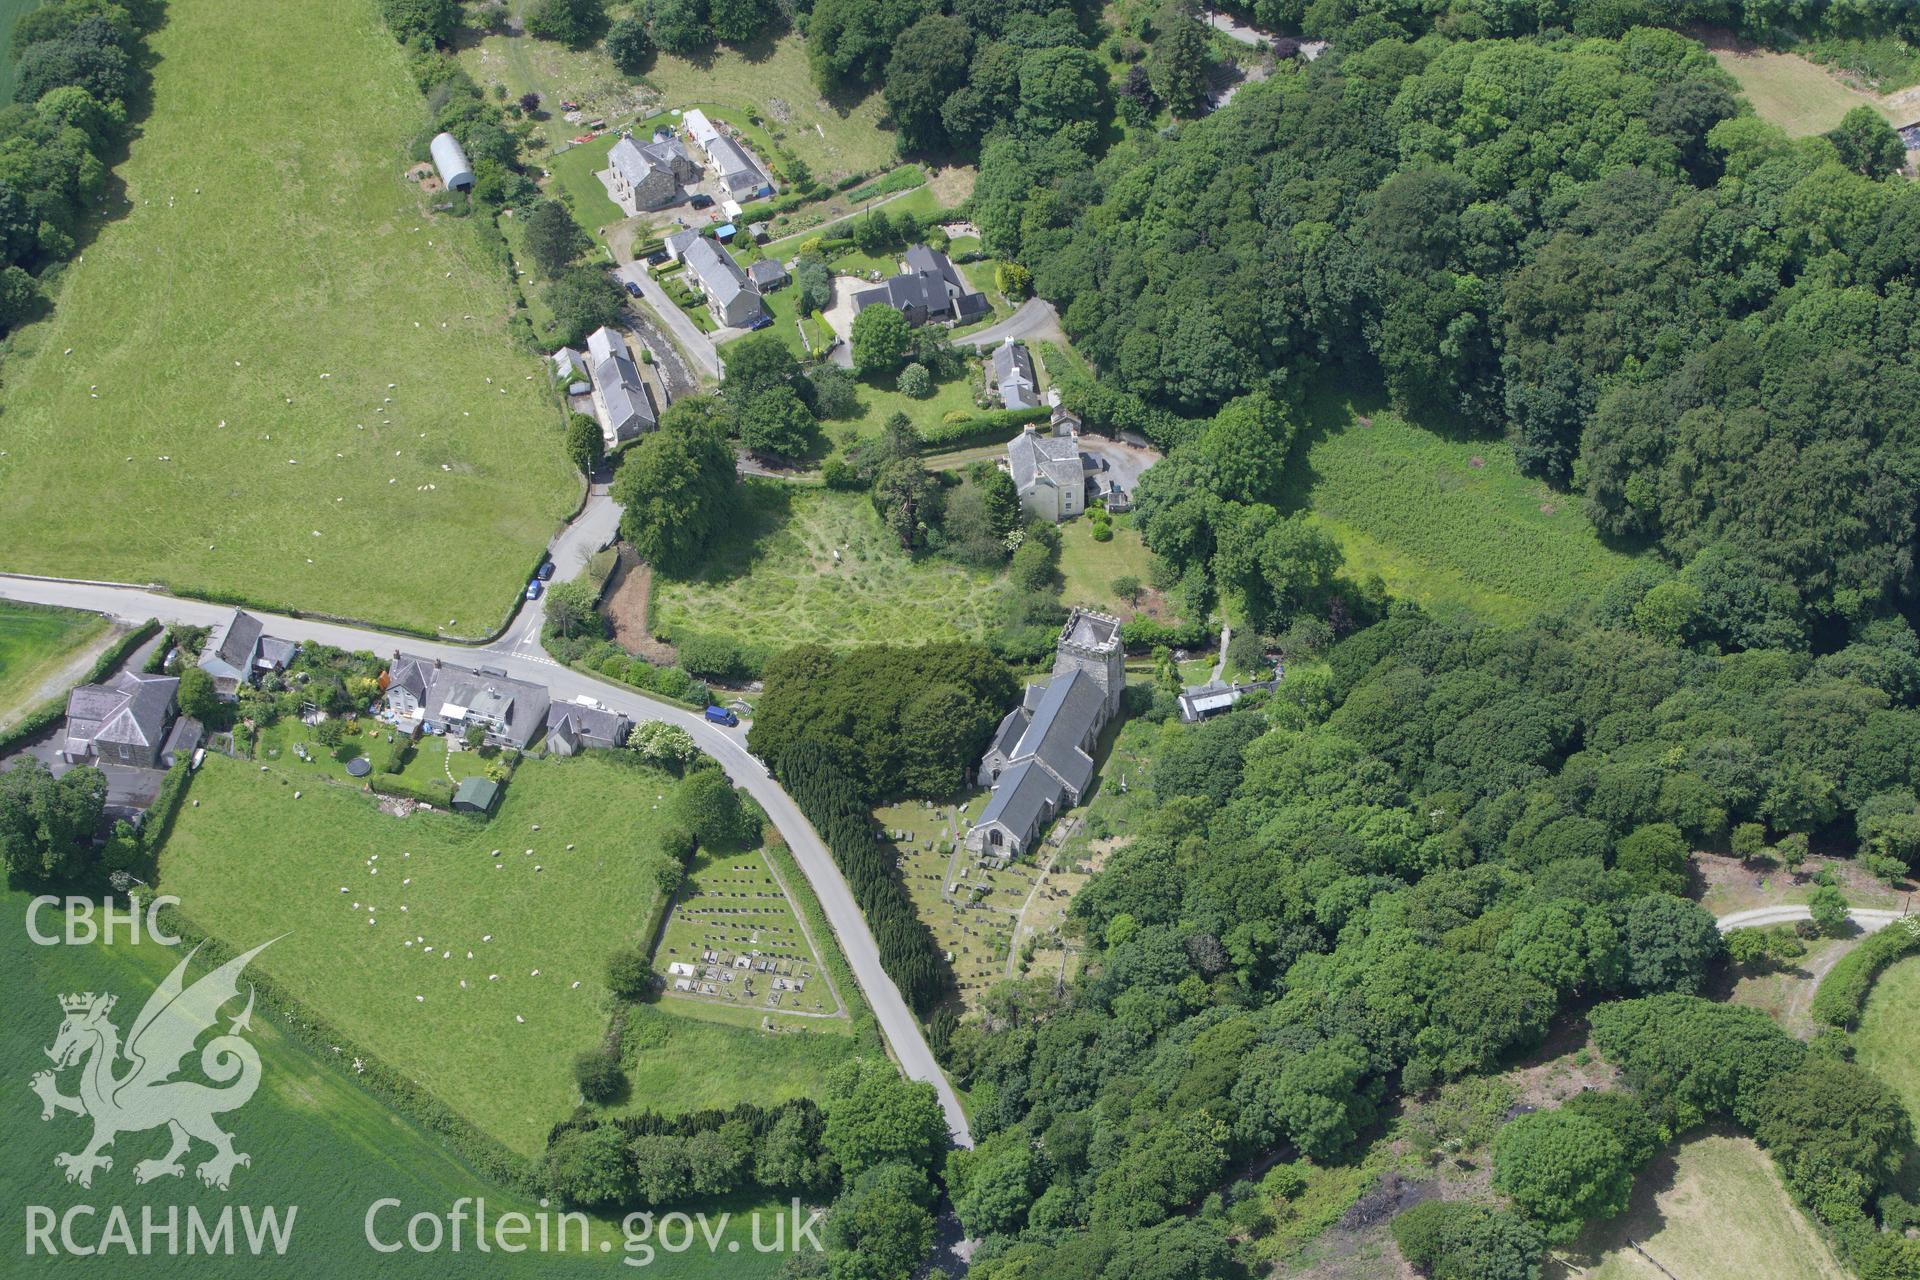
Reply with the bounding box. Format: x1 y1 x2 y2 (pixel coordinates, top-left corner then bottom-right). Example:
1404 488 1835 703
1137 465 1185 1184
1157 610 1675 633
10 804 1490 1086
383 654 552 750
852 246 989 327
681 237 766 328
382 652 438 718
198 608 296 700
605 132 700 214
585 326 657 446
967 610 1126 857
663 227 703 262
62 671 180 769
1007 419 1088 523
991 338 1039 410
547 701 632 756
746 257 789 291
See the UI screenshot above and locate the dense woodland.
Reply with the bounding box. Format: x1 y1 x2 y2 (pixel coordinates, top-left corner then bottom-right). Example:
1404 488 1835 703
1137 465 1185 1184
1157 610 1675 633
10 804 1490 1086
0 0 161 330
982 24 1920 644
935 607 1920 1278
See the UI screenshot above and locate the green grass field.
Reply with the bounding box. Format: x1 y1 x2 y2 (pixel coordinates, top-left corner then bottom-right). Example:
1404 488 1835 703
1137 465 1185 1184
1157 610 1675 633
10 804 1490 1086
0 600 112 731
0 0 578 636
1284 390 1638 624
157 751 684 1157
0 890 791 1276
1712 46 1897 135
612 1003 861 1119
1574 1133 1847 1279
461 14 894 181
1854 955 1920 1128
649 482 1004 649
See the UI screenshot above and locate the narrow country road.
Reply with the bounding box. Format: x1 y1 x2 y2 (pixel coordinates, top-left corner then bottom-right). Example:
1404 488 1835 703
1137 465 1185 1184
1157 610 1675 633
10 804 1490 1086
0 561 972 1147
957 298 1066 350
1204 8 1269 44
614 261 723 382
1716 904 1904 934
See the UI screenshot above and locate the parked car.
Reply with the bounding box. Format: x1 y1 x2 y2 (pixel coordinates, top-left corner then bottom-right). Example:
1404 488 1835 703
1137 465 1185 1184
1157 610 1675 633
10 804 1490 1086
525 581 543 600
689 194 714 210
703 705 738 727
536 560 556 581
747 314 774 331
623 280 641 298
644 250 670 266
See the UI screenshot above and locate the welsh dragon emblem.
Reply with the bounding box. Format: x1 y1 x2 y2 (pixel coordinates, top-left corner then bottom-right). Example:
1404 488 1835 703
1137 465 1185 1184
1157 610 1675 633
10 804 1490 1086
30 939 278 1190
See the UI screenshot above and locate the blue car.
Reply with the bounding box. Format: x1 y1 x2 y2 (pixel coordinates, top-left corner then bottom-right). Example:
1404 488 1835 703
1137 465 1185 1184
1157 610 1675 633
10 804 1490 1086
703 705 738 727
525 580 543 601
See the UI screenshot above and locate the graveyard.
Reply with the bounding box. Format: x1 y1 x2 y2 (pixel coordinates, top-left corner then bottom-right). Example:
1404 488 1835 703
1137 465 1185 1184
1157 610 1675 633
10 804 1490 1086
654 847 845 1022
874 795 1066 1010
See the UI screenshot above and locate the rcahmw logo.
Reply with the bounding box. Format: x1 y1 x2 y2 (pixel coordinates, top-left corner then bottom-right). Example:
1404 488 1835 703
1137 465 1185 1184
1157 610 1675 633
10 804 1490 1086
24 938 299 1258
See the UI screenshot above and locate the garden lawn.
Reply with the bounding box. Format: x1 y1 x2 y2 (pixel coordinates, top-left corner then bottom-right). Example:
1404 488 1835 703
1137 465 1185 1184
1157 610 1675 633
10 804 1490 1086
0 0 578 637
1712 46 1896 135
251 716 492 793
1058 518 1155 615
0 890 788 1276
0 601 112 731
1853 955 1920 1128
1576 1133 1846 1280
1284 389 1638 625
548 131 628 229
649 482 1003 650
837 369 976 440
157 752 684 1158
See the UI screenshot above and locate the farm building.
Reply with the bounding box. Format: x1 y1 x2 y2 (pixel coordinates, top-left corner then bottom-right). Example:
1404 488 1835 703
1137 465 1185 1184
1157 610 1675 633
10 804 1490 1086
681 237 766 328
682 108 773 199
603 132 700 215
683 108 723 152
452 776 500 815
429 132 474 193
852 245 989 327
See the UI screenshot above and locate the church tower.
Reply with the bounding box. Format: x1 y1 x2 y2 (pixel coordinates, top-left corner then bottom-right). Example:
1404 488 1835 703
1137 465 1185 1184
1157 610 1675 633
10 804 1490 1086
1052 608 1126 717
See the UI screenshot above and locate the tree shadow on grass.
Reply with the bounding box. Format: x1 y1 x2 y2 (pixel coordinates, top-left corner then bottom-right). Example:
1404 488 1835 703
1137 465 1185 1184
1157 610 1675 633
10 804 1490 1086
663 479 795 588
1546 1133 1688 1279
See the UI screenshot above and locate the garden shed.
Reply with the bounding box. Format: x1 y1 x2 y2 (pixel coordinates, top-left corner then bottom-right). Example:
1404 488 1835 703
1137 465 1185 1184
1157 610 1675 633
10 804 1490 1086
452 775 500 814
430 132 474 193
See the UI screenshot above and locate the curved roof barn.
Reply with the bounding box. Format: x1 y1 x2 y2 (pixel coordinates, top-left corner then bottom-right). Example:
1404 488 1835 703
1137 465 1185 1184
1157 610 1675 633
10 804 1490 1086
430 132 474 193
